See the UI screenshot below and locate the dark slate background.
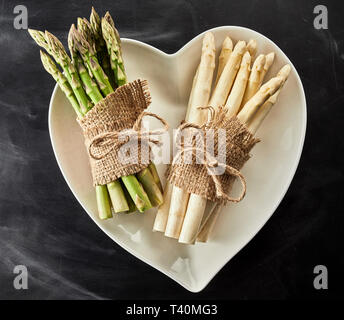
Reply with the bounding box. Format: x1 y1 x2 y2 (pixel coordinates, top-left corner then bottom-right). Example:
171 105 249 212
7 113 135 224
0 0 343 300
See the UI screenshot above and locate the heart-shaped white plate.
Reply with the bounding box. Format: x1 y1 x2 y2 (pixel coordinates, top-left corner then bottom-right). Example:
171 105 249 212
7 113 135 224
49 26 306 292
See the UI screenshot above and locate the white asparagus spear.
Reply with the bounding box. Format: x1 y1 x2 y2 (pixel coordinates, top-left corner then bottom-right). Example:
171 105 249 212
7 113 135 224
197 65 291 242
186 64 199 119
196 203 221 242
153 181 173 232
237 75 284 124
209 40 247 109
186 32 216 124
178 41 247 244
225 51 251 118
215 36 233 85
248 90 281 135
154 61 201 233
178 193 207 244
156 74 196 235
154 61 203 234
259 52 275 84
165 32 216 239
164 186 190 238
240 54 266 107
246 39 257 58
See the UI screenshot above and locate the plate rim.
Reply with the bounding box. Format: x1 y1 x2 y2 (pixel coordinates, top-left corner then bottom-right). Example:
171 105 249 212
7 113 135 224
48 25 307 293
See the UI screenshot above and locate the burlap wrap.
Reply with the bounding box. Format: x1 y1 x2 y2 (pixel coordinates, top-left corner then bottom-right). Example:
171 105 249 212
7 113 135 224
166 107 260 205
77 79 165 186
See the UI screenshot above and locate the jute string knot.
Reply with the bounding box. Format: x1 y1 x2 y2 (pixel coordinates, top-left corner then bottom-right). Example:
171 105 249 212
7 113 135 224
166 105 259 205
172 122 246 203
88 111 169 160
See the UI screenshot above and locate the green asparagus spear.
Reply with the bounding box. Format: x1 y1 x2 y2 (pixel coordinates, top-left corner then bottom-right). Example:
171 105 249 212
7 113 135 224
28 29 53 55
68 24 103 104
101 13 164 207
148 163 163 193
107 181 129 212
96 185 113 219
90 7 115 87
122 181 137 213
104 11 122 52
40 50 83 118
137 168 164 207
77 17 97 56
101 18 126 86
90 7 103 44
121 175 152 212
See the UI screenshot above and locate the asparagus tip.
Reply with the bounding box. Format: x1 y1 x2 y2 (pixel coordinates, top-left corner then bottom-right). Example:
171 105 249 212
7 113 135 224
104 11 115 28
76 17 96 55
91 6 99 20
278 64 291 79
68 24 78 60
40 50 57 75
90 7 101 37
45 31 70 63
28 28 50 51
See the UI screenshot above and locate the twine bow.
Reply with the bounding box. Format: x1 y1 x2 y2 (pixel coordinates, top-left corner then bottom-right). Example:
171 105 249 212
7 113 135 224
172 118 247 204
88 111 169 161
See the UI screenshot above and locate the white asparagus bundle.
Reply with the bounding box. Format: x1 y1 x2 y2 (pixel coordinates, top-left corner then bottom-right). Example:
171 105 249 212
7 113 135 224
215 37 233 85
197 64 291 242
163 32 216 239
178 41 248 244
155 33 291 244
180 65 285 244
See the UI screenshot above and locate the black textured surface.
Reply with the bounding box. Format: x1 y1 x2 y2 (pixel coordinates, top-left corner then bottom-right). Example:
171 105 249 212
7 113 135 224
0 0 343 300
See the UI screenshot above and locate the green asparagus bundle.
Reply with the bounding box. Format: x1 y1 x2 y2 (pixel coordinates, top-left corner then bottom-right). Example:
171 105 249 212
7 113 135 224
28 7 164 218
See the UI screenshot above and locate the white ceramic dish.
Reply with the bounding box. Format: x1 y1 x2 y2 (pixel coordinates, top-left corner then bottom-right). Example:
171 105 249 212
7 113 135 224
49 26 306 292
